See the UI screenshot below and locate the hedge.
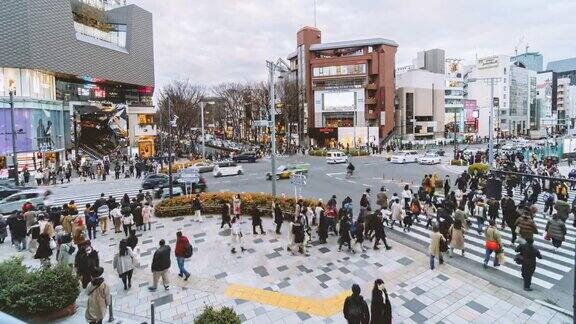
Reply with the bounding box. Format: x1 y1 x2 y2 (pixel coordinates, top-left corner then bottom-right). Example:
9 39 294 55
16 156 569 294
468 163 489 175
0 257 80 318
195 306 241 324
155 192 318 218
309 148 369 157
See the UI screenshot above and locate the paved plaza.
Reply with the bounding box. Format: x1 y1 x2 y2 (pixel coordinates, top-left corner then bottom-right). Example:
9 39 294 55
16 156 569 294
2 210 572 323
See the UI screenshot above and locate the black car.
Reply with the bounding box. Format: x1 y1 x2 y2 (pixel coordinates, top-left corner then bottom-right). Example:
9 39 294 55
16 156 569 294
142 173 170 189
233 152 259 163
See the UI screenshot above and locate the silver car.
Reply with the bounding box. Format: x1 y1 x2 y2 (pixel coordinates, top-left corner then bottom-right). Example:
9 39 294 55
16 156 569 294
0 189 52 215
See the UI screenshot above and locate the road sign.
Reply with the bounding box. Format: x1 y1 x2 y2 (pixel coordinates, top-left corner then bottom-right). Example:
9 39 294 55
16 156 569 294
290 174 307 187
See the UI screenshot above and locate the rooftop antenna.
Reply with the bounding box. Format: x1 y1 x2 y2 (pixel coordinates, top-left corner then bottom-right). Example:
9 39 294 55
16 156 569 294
525 43 530 53
314 0 317 27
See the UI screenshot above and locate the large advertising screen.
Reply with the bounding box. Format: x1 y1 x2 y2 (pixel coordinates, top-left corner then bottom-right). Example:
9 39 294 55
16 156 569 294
0 108 64 155
323 91 356 111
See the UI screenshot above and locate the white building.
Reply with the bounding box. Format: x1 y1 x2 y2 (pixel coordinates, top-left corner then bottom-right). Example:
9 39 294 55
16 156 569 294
536 71 556 135
395 69 446 139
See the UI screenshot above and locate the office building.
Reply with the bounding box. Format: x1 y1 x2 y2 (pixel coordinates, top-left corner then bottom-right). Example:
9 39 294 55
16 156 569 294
511 52 543 72
395 69 445 140
444 59 465 138
413 49 445 74
0 0 155 170
287 27 398 148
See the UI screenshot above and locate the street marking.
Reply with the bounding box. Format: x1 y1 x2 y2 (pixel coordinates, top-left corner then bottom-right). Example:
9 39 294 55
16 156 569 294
225 283 348 317
347 180 356 184
362 183 373 187
326 172 345 177
335 177 344 181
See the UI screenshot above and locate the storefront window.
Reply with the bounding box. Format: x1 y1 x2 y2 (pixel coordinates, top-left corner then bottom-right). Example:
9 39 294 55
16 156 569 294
1 68 55 100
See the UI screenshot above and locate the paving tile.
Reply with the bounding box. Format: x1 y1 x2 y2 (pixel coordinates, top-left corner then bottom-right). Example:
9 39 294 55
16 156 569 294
253 266 269 277
410 312 428 322
152 294 174 307
297 312 311 321
266 252 281 259
467 301 489 314
411 287 426 296
397 257 414 266
522 308 535 316
404 298 426 313
276 265 289 272
215 272 227 279
436 274 450 281
316 274 331 283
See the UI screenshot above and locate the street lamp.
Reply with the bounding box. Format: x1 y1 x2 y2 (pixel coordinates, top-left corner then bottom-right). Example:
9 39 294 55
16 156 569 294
467 77 501 167
267 58 291 197
199 101 216 160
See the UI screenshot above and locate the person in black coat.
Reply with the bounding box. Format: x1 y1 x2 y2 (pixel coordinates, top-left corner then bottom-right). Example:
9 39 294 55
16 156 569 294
75 243 100 288
373 213 392 250
34 225 53 267
515 238 542 291
343 284 370 324
251 205 264 235
338 215 353 252
273 204 283 234
220 203 232 229
126 230 138 250
371 279 392 324
11 213 27 251
501 196 519 243
149 239 171 291
317 209 328 244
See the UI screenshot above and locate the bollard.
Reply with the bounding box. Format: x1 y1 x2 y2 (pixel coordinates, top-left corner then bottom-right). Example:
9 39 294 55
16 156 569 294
107 293 114 322
150 302 155 324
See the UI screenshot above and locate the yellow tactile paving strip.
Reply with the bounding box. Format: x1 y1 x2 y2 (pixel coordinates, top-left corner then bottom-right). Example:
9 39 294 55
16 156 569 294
225 283 349 317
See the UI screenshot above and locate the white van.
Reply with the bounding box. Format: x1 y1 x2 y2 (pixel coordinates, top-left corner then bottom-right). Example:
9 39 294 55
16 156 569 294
326 151 348 164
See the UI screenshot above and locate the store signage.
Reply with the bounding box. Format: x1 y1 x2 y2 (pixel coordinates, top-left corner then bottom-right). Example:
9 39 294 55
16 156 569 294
95 89 106 98
477 56 499 69
77 87 90 96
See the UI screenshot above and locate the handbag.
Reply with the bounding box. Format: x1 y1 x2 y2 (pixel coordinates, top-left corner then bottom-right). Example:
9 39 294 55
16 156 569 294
485 240 499 251
544 232 551 241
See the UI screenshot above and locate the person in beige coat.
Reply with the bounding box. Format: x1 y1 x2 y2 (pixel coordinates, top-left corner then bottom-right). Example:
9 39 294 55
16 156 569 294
449 219 465 257
483 220 502 268
85 266 110 324
429 225 446 270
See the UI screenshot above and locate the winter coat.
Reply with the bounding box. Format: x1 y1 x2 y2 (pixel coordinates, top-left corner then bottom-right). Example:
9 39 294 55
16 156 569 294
75 250 99 277
97 204 109 219
274 207 283 225
151 245 171 272
113 247 135 275
142 206 152 223
343 294 370 324
175 236 190 258
133 206 143 226
376 192 388 209
85 278 110 322
515 242 542 274
453 209 468 229
57 243 75 266
232 198 241 215
484 226 501 247
515 215 538 240
34 233 53 259
554 200 570 222
429 232 445 257
449 225 465 250
546 218 567 241
370 288 392 324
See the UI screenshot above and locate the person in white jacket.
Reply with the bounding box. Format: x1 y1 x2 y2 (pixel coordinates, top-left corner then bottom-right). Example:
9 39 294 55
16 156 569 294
113 239 136 290
57 234 75 266
230 216 246 254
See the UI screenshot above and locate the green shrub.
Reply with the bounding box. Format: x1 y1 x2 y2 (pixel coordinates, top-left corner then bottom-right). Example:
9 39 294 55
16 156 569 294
195 306 241 324
0 257 80 318
468 163 489 175
450 159 464 166
155 192 318 218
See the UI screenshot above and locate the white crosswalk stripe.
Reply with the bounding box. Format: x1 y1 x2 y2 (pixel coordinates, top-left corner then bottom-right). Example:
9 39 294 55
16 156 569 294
394 188 575 290
49 188 145 208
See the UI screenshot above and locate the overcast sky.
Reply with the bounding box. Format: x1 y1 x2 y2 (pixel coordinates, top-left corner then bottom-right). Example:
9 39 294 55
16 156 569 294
131 0 576 94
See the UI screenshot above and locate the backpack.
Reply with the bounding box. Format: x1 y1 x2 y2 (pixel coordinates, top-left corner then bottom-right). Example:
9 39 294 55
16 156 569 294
87 212 98 225
183 242 193 258
67 244 76 255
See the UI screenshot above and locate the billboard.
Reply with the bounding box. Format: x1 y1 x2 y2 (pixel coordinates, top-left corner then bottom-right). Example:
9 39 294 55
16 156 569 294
323 91 356 111
477 56 500 69
0 108 65 155
445 59 462 78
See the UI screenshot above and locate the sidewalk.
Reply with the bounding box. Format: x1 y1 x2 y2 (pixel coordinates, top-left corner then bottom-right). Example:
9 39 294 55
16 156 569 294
1 214 570 323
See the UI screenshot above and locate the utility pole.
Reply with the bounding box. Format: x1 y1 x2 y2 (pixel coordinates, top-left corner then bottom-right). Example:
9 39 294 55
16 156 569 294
488 79 495 167
167 98 174 198
267 61 277 197
200 101 206 160
9 90 19 186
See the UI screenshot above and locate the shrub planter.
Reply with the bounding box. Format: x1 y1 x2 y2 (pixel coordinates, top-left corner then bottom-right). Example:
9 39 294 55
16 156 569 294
43 302 77 321
155 192 318 218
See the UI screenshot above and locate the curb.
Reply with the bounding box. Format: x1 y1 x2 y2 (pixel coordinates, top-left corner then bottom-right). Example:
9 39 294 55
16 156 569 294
535 299 574 318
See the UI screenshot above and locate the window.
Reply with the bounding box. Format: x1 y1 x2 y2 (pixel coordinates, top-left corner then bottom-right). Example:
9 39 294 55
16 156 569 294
427 127 434 133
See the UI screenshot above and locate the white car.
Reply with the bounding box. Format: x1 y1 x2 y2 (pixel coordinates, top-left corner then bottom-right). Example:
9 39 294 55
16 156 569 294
418 152 442 165
0 189 52 216
213 161 243 177
390 151 419 164
326 151 348 164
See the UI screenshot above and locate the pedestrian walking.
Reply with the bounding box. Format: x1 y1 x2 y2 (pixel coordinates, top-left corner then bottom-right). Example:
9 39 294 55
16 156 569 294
141 202 152 231
353 216 366 252
85 266 110 324
113 239 136 290
251 205 265 235
148 239 171 291
220 203 232 229
515 210 538 244
96 202 109 235
376 187 388 210
343 284 370 324
448 219 465 257
338 214 354 253
232 194 241 218
230 216 246 254
57 234 75 266
75 243 100 289
429 225 445 270
126 230 138 251
34 223 54 267
0 217 7 244
191 194 203 222
174 231 192 281
515 238 542 291
370 279 391 324
11 213 27 251
273 203 283 234
545 214 567 249
373 213 392 250
85 204 98 240
483 220 501 268
133 203 143 231
121 209 134 237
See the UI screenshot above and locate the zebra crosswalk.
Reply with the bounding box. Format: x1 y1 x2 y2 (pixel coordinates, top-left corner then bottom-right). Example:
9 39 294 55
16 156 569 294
396 189 575 290
48 187 145 209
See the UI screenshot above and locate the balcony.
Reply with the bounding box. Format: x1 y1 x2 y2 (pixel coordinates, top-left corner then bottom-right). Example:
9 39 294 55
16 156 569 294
365 97 377 105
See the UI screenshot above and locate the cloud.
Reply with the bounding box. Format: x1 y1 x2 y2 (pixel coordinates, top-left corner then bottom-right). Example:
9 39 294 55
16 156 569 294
131 0 576 94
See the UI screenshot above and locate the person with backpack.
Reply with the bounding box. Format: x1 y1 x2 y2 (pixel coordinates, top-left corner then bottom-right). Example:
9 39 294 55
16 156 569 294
85 267 110 324
113 239 136 290
57 234 75 266
545 214 567 249
343 284 370 324
474 199 487 235
515 237 542 291
85 204 98 240
121 208 134 237
174 231 192 281
543 191 555 217
110 205 123 234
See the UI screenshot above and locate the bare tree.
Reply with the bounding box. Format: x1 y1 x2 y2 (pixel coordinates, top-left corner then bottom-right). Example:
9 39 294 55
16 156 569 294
212 82 249 141
276 79 300 151
156 80 205 153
